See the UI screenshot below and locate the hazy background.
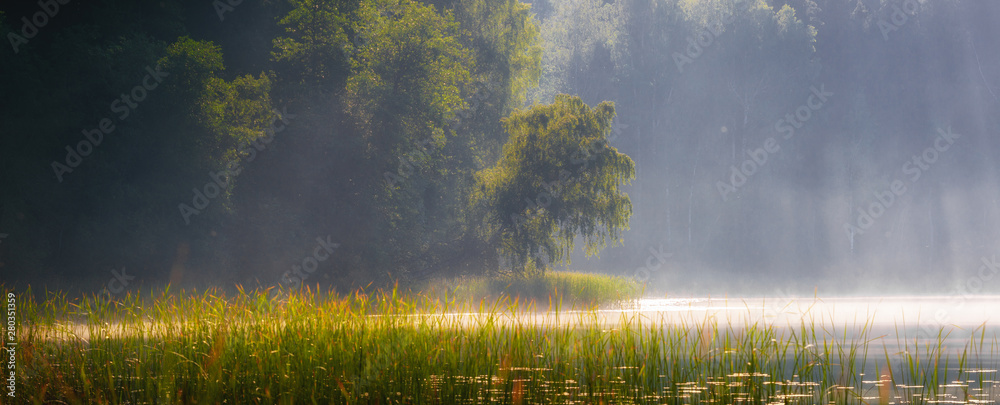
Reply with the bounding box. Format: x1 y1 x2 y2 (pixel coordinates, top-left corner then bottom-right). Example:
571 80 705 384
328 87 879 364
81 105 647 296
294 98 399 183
1 0 998 296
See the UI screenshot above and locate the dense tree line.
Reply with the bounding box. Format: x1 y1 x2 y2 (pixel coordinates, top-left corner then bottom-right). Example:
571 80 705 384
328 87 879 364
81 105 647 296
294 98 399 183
1 0 638 292
1 0 998 293
0 0 546 290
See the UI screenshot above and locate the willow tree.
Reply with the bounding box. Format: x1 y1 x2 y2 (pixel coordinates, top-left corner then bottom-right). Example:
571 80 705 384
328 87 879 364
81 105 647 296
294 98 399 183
473 94 635 274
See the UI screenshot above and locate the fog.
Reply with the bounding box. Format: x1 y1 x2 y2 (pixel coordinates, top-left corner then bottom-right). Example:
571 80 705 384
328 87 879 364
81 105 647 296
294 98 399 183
542 0 1000 296
1 0 999 297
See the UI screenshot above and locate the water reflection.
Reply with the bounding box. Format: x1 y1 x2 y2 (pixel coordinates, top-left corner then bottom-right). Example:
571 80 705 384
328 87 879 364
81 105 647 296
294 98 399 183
610 295 1000 328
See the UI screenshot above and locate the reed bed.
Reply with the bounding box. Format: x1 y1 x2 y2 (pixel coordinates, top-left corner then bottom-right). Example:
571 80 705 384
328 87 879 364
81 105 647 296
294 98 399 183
7 285 999 405
417 271 641 307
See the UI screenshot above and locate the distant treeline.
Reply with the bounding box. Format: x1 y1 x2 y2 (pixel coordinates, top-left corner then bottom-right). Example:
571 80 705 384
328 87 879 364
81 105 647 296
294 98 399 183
529 0 1000 292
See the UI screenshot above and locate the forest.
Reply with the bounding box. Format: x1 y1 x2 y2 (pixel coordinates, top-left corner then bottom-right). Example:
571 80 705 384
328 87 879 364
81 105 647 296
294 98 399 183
1 0 998 295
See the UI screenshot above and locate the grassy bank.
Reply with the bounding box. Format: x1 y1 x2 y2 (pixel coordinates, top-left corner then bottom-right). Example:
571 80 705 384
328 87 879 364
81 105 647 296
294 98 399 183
7 286 1000 404
418 271 641 307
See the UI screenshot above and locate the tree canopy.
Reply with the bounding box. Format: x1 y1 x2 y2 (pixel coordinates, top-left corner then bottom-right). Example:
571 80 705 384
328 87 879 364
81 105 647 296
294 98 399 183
474 94 634 273
3 0 996 291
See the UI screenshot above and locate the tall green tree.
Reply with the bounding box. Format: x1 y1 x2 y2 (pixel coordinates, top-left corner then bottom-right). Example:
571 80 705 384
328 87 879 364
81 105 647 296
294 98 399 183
346 0 476 275
473 94 634 273
345 0 473 158
272 0 358 94
432 0 542 109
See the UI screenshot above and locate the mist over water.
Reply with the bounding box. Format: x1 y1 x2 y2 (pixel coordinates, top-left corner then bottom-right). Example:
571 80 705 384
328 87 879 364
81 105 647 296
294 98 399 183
550 0 1000 295
620 295 1000 330
5 1 1000 403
